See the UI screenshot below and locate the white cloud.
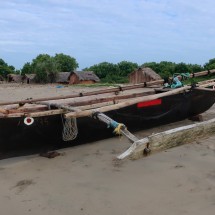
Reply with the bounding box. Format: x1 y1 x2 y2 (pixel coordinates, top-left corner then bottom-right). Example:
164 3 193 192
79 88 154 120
0 0 215 69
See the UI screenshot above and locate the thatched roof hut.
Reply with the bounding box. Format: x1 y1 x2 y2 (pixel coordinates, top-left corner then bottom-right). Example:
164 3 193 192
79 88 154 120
22 74 36 84
55 72 70 83
129 67 162 84
7 74 22 83
0 75 4 81
69 71 100 84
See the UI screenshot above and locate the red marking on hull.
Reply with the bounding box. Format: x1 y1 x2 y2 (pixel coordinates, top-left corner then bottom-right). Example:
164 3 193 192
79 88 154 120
137 99 162 108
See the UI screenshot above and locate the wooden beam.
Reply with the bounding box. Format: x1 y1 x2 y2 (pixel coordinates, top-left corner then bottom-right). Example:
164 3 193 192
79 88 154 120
118 117 215 160
65 86 190 118
0 81 163 106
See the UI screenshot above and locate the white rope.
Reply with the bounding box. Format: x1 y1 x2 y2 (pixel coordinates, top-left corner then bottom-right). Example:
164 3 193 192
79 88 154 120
62 117 78 141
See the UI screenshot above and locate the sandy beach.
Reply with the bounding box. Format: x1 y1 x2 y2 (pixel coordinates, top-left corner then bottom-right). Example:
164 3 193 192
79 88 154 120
0 83 215 215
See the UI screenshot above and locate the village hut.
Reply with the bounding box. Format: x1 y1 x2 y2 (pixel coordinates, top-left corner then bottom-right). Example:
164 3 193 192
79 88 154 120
69 71 100 85
129 67 162 84
55 72 70 84
22 74 36 84
7 74 22 83
0 75 4 82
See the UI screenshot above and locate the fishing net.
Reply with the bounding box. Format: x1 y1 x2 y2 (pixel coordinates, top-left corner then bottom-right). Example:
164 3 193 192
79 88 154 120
62 117 78 141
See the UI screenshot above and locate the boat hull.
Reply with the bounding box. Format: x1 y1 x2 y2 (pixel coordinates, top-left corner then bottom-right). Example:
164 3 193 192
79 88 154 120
0 88 215 148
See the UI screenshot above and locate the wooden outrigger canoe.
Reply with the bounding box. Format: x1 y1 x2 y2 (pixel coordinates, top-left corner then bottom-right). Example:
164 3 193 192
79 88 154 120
1 76 215 148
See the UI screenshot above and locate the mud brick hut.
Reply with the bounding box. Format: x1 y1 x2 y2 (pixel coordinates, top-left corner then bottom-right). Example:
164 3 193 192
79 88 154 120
7 74 22 83
69 71 100 84
129 67 162 84
22 74 36 84
55 72 70 84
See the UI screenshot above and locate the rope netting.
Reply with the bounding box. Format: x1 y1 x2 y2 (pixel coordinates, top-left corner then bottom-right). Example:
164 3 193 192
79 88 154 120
62 117 78 141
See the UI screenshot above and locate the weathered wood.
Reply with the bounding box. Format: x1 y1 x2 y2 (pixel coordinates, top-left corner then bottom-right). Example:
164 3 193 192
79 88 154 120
197 78 215 85
38 102 81 112
191 69 215 77
0 89 154 115
1 109 66 118
65 86 190 118
0 81 162 106
42 90 155 107
8 105 47 113
198 82 215 88
117 117 215 160
194 86 215 92
0 108 8 114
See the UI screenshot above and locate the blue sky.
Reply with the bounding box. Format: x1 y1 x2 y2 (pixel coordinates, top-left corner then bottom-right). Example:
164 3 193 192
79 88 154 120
0 0 215 70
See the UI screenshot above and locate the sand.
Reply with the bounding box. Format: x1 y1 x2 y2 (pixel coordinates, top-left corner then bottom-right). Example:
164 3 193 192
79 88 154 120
0 83 215 215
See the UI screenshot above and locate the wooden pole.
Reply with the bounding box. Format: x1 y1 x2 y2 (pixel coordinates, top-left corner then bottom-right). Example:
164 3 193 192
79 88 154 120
0 80 163 106
0 69 215 107
65 86 190 118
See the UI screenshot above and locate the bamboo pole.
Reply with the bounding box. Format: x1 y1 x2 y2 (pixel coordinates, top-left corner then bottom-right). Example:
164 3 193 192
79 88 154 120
65 86 191 118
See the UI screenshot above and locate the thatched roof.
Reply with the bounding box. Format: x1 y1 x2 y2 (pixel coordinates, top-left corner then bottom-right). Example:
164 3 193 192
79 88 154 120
130 67 161 80
7 74 22 83
55 72 70 83
71 71 100 82
24 74 36 80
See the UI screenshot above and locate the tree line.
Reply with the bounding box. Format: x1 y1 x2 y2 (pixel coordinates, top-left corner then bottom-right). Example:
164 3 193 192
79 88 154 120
1 54 215 83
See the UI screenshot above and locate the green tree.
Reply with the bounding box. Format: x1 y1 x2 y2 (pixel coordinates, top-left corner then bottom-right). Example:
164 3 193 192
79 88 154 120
142 62 159 73
174 62 191 74
204 58 215 70
117 61 138 76
188 64 203 73
54 53 78 72
21 62 33 75
142 61 176 78
85 62 120 80
0 58 15 78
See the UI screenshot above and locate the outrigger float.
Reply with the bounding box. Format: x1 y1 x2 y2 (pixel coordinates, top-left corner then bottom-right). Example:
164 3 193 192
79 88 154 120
1 70 215 152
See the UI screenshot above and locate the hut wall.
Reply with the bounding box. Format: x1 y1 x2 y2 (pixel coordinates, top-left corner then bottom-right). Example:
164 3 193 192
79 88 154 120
69 74 79 84
129 71 143 84
129 70 157 84
79 80 95 84
23 78 35 84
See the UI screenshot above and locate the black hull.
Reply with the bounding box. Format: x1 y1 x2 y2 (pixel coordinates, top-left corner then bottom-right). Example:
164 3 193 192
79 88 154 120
1 88 215 148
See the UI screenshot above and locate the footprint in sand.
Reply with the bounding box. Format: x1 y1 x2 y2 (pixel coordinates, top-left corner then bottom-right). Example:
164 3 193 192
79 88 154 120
12 179 35 194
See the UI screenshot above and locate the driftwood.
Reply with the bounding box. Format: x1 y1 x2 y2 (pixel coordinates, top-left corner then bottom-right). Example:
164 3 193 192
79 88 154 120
65 86 190 118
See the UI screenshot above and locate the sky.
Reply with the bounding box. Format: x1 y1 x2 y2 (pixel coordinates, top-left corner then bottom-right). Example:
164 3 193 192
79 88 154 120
0 0 215 70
